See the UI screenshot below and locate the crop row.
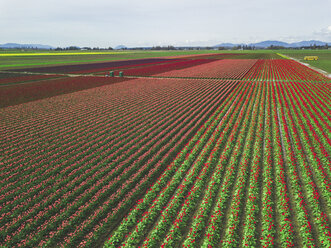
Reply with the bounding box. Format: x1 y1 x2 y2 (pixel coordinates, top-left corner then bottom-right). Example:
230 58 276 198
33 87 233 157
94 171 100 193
155 59 257 79
244 59 329 82
0 78 238 247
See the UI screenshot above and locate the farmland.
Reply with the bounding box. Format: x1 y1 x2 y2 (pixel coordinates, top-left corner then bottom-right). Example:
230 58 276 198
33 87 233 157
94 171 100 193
0 50 330 248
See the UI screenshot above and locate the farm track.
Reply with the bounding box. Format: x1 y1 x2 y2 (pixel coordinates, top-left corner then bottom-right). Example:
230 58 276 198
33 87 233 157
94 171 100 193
1 54 330 248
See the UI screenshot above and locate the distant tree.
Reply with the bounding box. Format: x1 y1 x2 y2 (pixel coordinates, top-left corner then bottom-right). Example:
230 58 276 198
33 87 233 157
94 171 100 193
108 47 113 50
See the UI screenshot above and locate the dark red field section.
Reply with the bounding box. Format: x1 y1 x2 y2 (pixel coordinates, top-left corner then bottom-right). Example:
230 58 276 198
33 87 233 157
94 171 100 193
113 59 214 76
7 58 174 74
0 73 62 85
0 76 131 108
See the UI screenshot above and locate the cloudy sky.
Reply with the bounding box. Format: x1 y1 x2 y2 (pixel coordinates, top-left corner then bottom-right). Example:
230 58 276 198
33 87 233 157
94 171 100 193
1 0 330 47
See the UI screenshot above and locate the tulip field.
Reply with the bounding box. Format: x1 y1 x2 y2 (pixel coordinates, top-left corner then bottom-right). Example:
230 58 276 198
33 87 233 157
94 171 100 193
0 51 330 247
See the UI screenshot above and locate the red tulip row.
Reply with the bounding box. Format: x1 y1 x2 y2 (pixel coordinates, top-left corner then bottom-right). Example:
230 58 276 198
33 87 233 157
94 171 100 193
279 82 331 188
241 82 266 247
220 82 264 248
275 82 331 247
259 82 278 247
194 82 260 247
272 82 316 247
155 59 257 79
244 59 329 82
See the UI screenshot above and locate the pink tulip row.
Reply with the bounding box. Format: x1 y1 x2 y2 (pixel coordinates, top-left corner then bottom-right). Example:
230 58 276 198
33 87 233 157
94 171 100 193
154 59 257 79
72 59 183 75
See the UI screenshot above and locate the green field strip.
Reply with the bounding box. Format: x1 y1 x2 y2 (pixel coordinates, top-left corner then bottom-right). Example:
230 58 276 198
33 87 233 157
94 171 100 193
0 52 132 56
276 53 290 59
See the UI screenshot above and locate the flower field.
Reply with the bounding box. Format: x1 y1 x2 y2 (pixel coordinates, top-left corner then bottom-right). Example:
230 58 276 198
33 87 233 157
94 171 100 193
0 52 330 247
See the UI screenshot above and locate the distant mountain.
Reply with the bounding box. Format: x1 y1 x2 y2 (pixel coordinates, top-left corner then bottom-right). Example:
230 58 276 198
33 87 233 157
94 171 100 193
214 40 331 48
114 45 127 50
0 43 54 49
250 40 290 48
214 43 245 48
289 40 330 47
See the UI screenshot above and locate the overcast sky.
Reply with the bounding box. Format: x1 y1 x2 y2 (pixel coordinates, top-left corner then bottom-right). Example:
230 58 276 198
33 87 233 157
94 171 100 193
1 0 330 47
